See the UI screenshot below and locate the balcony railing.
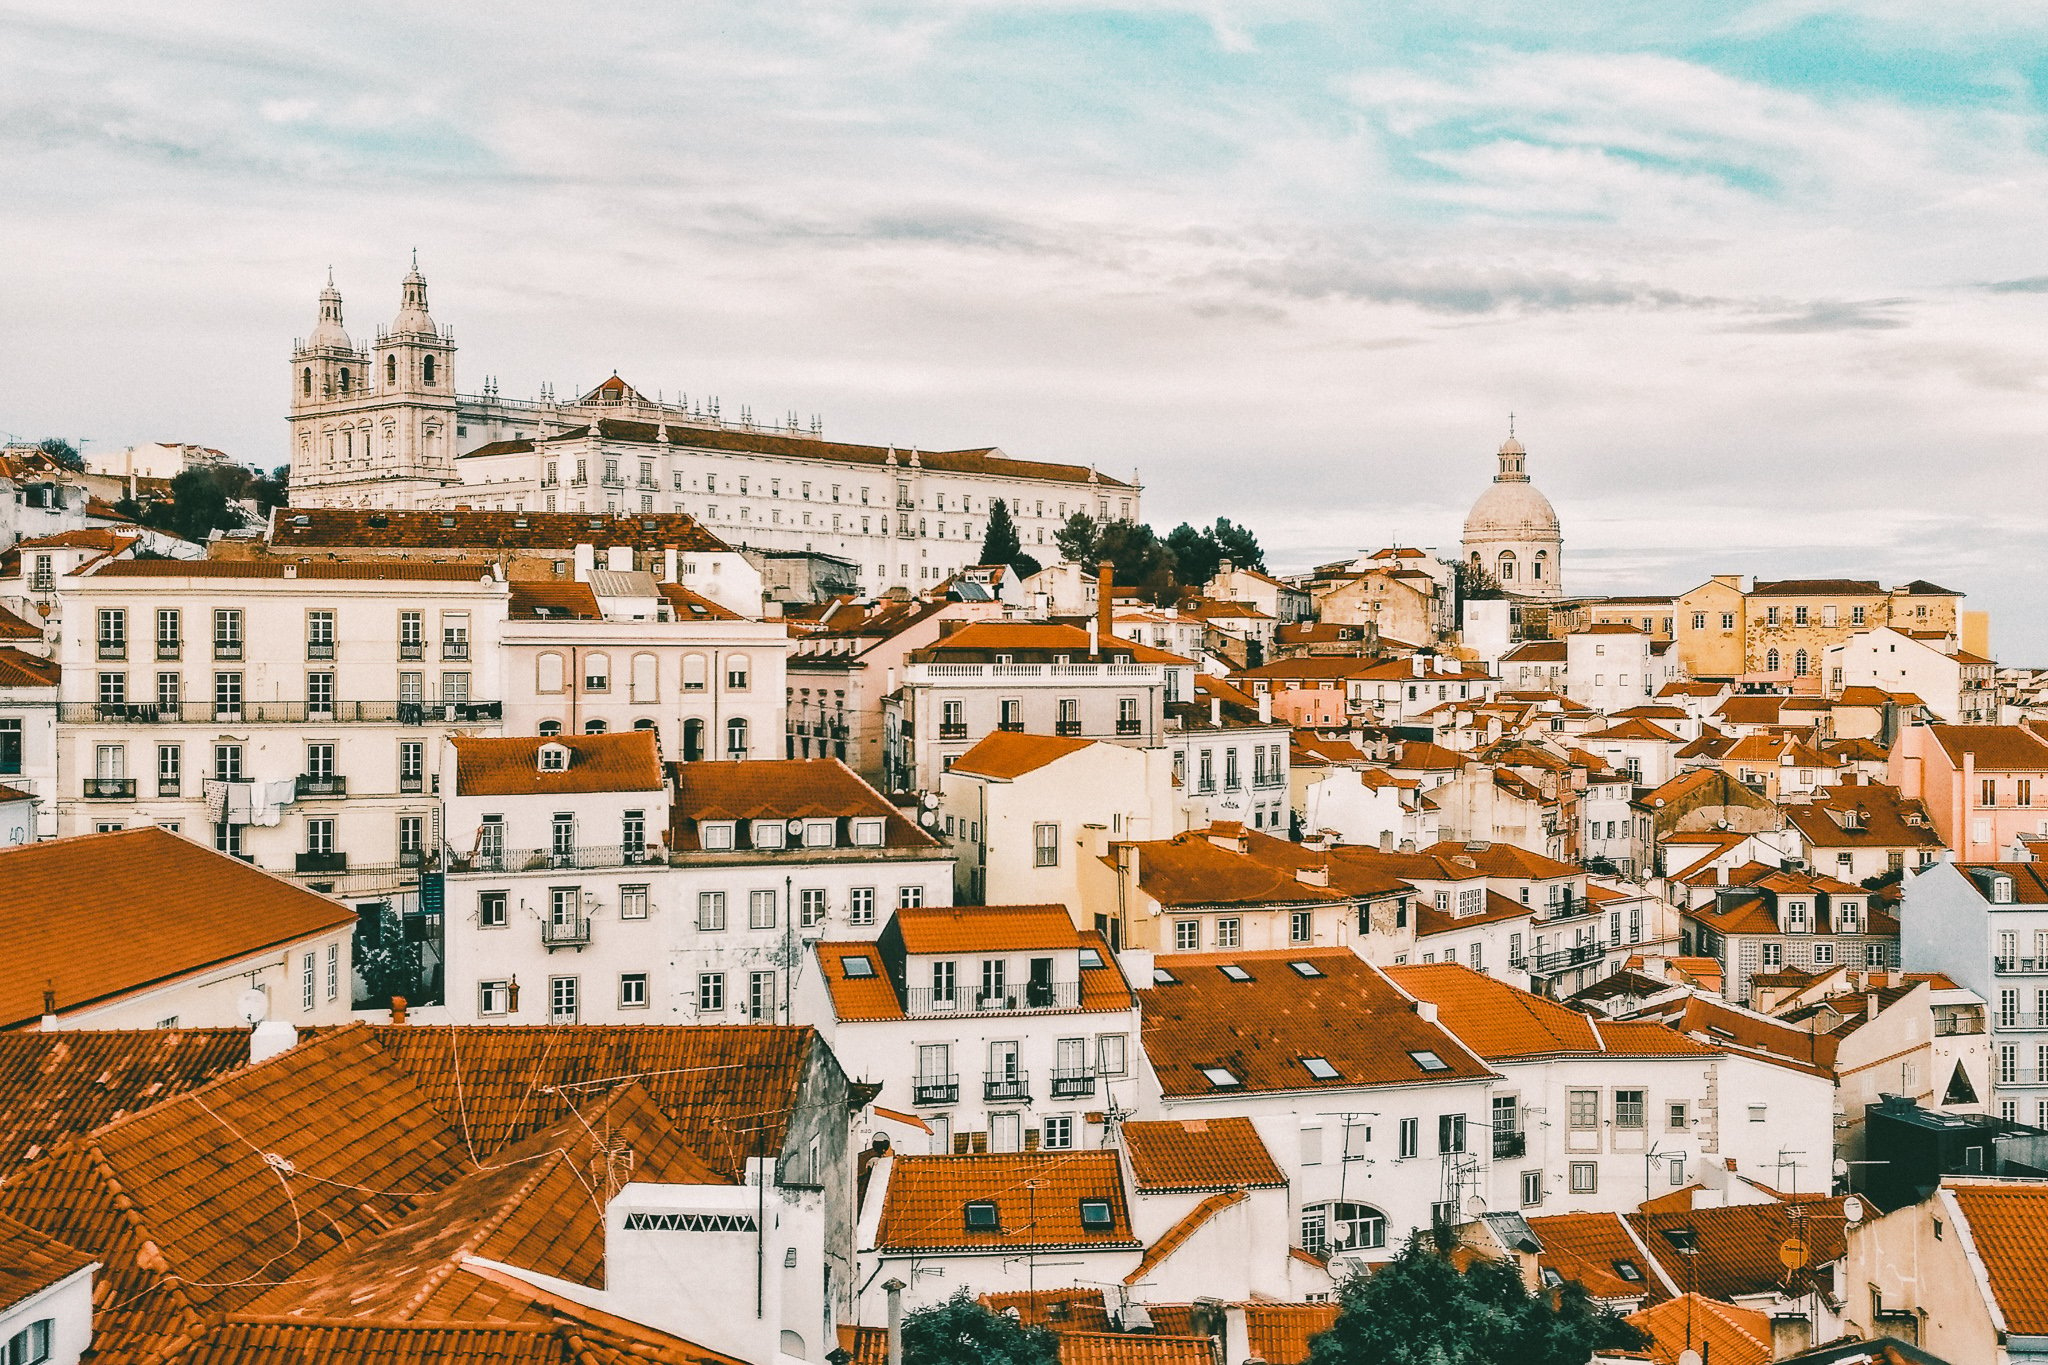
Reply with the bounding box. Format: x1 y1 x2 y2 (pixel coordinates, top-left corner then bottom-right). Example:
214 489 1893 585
306 640 335 660
1055 719 1083 736
1538 896 1598 924
295 851 348 873
542 916 591 949
1051 1069 1096 1099
97 640 125 660
984 1072 1030 1103
156 640 181 661
214 640 243 660
1493 1131 1526 1160
1994 1014 2048 1031
902 981 1082 1015
448 843 665 875
59 699 502 725
912 1076 960 1107
1938 1014 1988 1036
442 642 470 661
938 722 968 739
1996 958 2048 975
82 777 135 798
996 719 1024 732
399 774 425 794
1115 719 1142 735
1527 942 1607 974
399 641 424 660
296 773 347 798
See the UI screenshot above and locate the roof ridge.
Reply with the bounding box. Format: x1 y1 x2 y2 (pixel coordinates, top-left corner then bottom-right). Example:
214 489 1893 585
395 1150 569 1320
1123 1188 1249 1286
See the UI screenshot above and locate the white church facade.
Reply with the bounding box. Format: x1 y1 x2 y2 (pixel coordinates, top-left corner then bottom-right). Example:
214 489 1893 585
287 265 1141 594
1460 429 1563 598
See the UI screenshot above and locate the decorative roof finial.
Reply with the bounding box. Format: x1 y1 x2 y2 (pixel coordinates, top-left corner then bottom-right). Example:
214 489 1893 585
1508 411 1515 438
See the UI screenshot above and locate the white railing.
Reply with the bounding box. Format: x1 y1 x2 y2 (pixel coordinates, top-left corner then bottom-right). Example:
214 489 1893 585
911 662 1164 682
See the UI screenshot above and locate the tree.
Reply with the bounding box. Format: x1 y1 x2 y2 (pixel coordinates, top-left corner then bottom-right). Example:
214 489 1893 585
37 438 82 471
1453 558 1505 604
1092 519 1179 603
1306 1236 1647 1365
1054 510 1098 562
901 1289 1058 1365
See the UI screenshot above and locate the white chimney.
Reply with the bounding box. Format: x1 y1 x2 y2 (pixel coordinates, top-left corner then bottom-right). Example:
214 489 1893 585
1258 693 1272 724
1411 654 1426 677
1088 617 1100 654
606 545 632 572
251 1019 299 1064
1414 1000 1439 1022
1210 697 1222 726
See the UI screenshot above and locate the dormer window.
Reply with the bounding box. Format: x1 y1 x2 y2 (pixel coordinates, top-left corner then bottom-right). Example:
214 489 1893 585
538 743 569 772
1994 875 2015 905
851 818 885 847
1784 901 1810 933
1838 900 1862 932
752 820 788 850
701 821 736 851
803 820 835 848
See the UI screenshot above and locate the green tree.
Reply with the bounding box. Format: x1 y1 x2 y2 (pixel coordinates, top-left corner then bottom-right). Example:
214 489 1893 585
1307 1237 1647 1365
901 1289 1058 1365
37 438 82 471
1165 522 1218 586
1453 558 1505 604
1053 510 1098 562
1210 516 1266 572
979 498 1023 569
1092 519 1179 603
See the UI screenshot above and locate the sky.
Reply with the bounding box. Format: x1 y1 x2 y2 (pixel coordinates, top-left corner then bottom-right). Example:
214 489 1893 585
5 1 2048 652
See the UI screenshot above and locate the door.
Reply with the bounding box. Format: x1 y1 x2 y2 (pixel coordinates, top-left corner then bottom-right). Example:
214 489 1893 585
1028 957 1054 1007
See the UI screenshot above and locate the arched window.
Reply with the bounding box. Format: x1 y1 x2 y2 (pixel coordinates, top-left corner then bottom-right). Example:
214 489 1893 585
1766 649 1781 672
1794 648 1810 677
584 719 608 734
631 652 658 702
683 717 706 762
725 717 749 758
682 653 708 692
338 367 351 395
1532 550 1547 581
1496 551 1517 582
536 652 565 694
423 354 437 385
302 367 312 396
386 355 397 385
1301 1201 1387 1256
725 653 750 692
538 719 563 736
633 718 657 731
584 653 610 692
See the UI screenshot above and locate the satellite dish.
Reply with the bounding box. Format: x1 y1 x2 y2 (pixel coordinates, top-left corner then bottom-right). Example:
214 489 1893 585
1677 1351 1703 1365
921 791 940 810
1834 1158 1850 1178
1842 1196 1866 1226
1464 1194 1488 1217
786 818 806 835
918 810 940 829
236 988 269 1025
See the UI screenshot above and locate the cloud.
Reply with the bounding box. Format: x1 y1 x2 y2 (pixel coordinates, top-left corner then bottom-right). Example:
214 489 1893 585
1983 275 2048 293
1727 297 1915 332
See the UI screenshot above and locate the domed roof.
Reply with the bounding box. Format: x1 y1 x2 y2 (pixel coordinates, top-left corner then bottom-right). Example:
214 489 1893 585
390 256 437 337
1464 478 1559 537
308 274 351 350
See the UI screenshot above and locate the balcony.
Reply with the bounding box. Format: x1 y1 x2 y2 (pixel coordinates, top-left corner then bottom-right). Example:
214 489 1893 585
902 981 1081 1015
82 777 135 799
984 1072 1030 1103
1538 896 1598 924
1996 958 2048 975
155 639 181 661
157 781 181 798
296 773 347 798
96 640 125 660
306 640 335 660
213 640 242 660
399 774 425 794
399 641 424 661
1994 1014 2048 1031
441 642 470 662
912 1076 960 1107
542 916 591 950
448 843 665 875
1054 719 1083 737
939 722 969 739
1115 719 1143 735
1051 1069 1096 1099
1527 942 1607 974
295 851 348 874
997 720 1024 733
60 699 503 725
1493 1131 1526 1160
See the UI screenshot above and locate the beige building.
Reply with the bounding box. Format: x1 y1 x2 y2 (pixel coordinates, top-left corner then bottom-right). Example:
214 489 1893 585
1673 575 1968 686
1313 567 1441 647
1842 1178 2048 1362
1674 575 1749 680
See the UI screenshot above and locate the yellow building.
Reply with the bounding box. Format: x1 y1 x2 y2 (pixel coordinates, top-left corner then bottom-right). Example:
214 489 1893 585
1673 575 1965 688
1674 576 1748 680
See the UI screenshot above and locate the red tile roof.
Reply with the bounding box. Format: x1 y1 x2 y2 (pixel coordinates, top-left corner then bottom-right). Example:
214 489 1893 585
893 903 1081 953
507 582 602 618
1524 1211 1674 1304
1114 831 1355 909
1386 964 1712 1061
0 604 40 639
948 731 1101 779
0 1211 94 1314
1139 949 1493 1098
1928 724 2048 771
668 759 935 850
1948 1180 2048 1334
874 1152 1140 1252
1241 1304 1338 1365
91 559 498 581
1625 1293 1770 1365
917 621 1191 665
0 828 356 1029
0 646 57 688
1119 1117 1286 1191
270 507 730 553
452 731 664 797
154 1317 741 1365
0 1028 250 1172
817 930 1130 1023
1628 1197 1851 1300
1058 1333 1215 1365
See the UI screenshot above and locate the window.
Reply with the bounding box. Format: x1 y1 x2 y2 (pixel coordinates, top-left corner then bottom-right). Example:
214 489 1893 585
1302 1056 1340 1080
478 979 512 1016
620 885 649 920
549 976 579 1023
1291 910 1313 944
0 719 18 776
1410 1050 1450 1073
1215 917 1240 948
1569 1089 1599 1130
1438 1113 1466 1153
156 743 181 796
1570 1162 1598 1194
1174 920 1199 950
1043 1117 1075 1150
1521 1171 1543 1206
965 1201 999 1232
214 670 243 717
1668 1102 1689 1131
478 891 507 928
841 955 877 979
898 884 925 908
799 888 825 927
97 607 126 656
583 653 610 692
1398 1117 1419 1159
305 817 335 855
1691 612 1706 630
725 717 749 757
620 973 649 1008
1762 942 1783 968
1199 1066 1240 1089
1034 822 1060 867
98 671 126 706
749 971 777 1021
726 654 750 691
302 952 316 1010
1097 1033 1127 1076
697 891 726 931
398 815 424 858
698 973 726 1012
1615 1089 1646 1130
850 887 876 925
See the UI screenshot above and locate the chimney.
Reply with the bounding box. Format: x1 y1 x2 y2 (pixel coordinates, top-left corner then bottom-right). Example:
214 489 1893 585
250 1019 299 1064
1414 1000 1439 1022
1296 865 1330 887
1379 829 1395 853
1258 693 1272 724
1217 558 1234 576
1096 559 1115 656
884 1278 908 1365
1210 697 1222 727
389 995 409 1025
1866 993 1881 1020
40 988 57 1031
1411 654 1426 677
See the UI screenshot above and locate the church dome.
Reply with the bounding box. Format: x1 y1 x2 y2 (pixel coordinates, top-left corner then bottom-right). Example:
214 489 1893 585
1462 433 1558 537
308 275 351 350
390 257 437 337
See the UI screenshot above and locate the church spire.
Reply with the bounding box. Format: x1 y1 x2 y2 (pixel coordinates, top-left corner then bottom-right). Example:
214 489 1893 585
308 269 351 349
392 251 436 336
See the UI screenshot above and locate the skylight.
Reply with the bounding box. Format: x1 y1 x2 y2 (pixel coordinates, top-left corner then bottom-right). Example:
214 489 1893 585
1218 964 1253 982
1409 1050 1450 1073
1301 1057 1340 1080
1612 1260 1643 1282
1153 967 1180 985
841 956 876 980
1289 961 1325 977
1079 947 1104 969
1199 1066 1241 1089
1078 1200 1114 1230
964 1201 999 1231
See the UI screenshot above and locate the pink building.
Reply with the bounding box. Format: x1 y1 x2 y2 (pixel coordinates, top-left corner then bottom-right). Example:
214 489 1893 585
1889 724 2048 861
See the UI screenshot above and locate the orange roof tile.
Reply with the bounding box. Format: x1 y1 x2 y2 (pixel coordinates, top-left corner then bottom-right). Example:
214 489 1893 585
1241 1304 1339 1365
1139 949 1493 1097
1058 1333 1215 1365
1628 1198 1852 1300
1625 1293 1770 1365
154 1317 741 1365
1929 724 2048 771
0 1028 250 1173
0 1211 94 1314
874 1152 1140 1253
1386 964 1712 1061
1115 831 1354 908
1524 1211 1673 1304
0 604 40 639
507 582 602 619
1946 1180 2048 1334
656 582 741 620
894 903 1081 953
948 731 1101 779
452 731 664 797
918 621 1191 665
1119 1117 1285 1192
91 559 498 580
1124 1188 1248 1285
271 507 730 553
668 759 935 850
0 646 57 688
0 828 356 1029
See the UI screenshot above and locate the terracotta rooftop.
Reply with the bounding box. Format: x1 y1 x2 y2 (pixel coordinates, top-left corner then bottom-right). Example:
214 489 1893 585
1112 830 1355 908
1241 1304 1339 1365
816 929 1130 1023
1138 949 1493 1098
1749 577 1884 597
1524 1211 1674 1305
893 903 1080 953
1784 781 1942 850
1928 724 2048 771
1119 1116 1286 1191
0 603 40 639
1058 1332 1216 1365
452 731 665 797
873 1151 1140 1253
1628 1197 1852 1300
150 1316 741 1365
1625 1293 1770 1365
0 1211 94 1314
1946 1179 2048 1335
916 621 1191 665
0 1028 250 1173
668 758 935 851
1386 964 1712 1061
0 646 57 688
507 581 602 619
9 527 139 552
90 559 499 581
947 731 1101 780
270 506 731 553
0 828 356 1029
